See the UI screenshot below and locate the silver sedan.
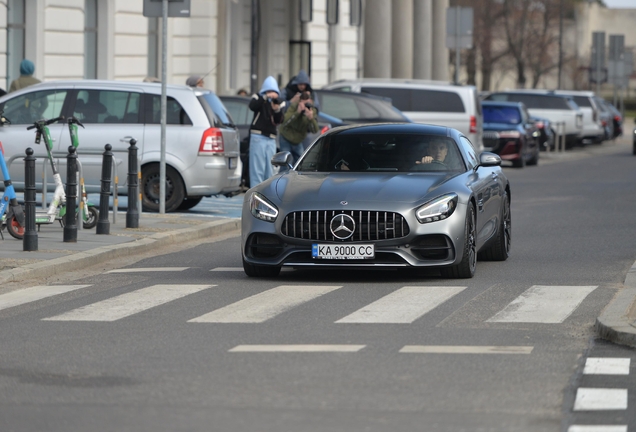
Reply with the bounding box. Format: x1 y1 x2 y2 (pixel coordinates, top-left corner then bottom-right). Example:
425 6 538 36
241 123 511 278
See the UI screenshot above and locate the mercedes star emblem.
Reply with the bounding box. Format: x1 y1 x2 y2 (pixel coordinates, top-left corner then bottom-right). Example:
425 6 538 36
330 214 355 240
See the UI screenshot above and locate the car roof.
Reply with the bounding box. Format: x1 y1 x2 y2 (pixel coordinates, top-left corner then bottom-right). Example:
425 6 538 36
326 122 453 137
325 78 475 91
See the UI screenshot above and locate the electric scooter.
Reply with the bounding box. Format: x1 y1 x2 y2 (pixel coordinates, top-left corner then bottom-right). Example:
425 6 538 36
0 139 26 240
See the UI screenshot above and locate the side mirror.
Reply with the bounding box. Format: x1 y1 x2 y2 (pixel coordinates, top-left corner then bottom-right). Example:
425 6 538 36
476 151 501 169
271 151 293 169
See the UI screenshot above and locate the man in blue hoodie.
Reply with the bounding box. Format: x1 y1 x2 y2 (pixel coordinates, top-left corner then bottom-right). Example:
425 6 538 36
248 76 284 188
9 59 41 93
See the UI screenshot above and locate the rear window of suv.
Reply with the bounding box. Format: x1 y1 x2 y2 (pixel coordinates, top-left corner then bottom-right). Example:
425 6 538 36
572 96 592 108
198 93 235 128
360 87 465 113
488 93 572 110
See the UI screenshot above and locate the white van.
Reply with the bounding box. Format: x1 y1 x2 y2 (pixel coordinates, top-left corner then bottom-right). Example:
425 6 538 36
323 79 484 152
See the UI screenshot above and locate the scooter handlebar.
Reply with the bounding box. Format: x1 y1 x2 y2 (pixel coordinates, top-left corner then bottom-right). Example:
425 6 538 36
26 116 65 130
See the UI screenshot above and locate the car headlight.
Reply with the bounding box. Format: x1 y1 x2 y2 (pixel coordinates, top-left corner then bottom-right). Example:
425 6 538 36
250 192 279 222
416 193 458 224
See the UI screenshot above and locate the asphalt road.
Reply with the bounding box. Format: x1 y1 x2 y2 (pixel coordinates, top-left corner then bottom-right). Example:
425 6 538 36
1 139 635 432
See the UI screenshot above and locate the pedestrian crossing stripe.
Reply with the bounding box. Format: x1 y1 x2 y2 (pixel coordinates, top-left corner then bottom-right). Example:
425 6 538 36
573 388 628 411
0 285 92 312
229 345 365 352
568 426 627 432
6 283 600 325
583 358 630 375
43 285 215 322
336 286 466 324
486 285 598 323
188 285 342 323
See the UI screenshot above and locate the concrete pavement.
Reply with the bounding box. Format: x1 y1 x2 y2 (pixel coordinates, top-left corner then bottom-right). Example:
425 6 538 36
0 211 240 285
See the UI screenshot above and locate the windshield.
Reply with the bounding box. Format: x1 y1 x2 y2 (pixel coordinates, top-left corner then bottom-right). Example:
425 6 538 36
483 106 522 124
296 133 465 173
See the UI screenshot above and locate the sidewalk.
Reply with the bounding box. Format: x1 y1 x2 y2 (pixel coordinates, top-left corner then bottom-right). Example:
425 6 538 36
0 211 240 285
596 260 636 347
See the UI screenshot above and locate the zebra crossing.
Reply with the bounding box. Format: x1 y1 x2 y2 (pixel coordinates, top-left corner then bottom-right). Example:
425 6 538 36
0 279 600 329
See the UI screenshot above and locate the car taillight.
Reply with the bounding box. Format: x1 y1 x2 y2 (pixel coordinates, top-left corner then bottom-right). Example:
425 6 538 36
320 125 331 134
614 115 621 122
602 120 607 127
199 128 224 154
469 115 477 134
535 121 544 129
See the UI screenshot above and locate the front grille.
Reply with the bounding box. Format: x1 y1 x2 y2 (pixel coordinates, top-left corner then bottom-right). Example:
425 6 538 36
281 210 410 242
483 131 500 140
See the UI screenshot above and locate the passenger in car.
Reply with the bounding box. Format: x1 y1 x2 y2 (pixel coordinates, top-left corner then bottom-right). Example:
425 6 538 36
412 140 450 171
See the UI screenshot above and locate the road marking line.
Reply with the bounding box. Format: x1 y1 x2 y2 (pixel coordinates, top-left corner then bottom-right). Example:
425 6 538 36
573 388 628 411
568 426 627 432
229 344 365 353
335 286 466 324
106 267 189 273
486 285 598 323
188 285 342 323
0 285 91 312
584 358 631 375
43 284 215 322
399 345 534 354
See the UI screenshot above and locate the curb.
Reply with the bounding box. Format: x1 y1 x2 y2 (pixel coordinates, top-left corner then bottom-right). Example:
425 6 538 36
596 261 636 347
0 219 240 284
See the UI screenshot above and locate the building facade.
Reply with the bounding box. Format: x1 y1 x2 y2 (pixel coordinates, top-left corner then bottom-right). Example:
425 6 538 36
0 0 449 95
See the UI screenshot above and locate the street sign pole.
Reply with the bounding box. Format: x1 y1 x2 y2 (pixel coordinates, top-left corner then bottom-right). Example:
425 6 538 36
160 0 167 214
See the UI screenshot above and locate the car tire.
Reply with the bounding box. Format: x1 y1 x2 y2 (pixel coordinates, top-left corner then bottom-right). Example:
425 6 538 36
177 196 203 211
633 138 636 155
141 164 185 213
512 149 526 168
478 191 511 262
440 204 476 279
526 148 539 166
242 257 281 277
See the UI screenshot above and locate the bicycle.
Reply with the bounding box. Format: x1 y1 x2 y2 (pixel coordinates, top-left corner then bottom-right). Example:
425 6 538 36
0 139 26 240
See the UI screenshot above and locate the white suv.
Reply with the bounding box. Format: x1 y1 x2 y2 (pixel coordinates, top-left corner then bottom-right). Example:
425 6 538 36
323 79 484 152
0 80 241 212
552 90 605 144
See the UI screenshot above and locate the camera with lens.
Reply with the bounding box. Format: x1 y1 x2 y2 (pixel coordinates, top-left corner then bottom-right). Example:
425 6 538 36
269 97 283 105
303 102 313 110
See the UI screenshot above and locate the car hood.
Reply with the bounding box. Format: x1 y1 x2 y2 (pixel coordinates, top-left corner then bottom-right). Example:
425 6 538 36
483 122 521 131
274 172 455 204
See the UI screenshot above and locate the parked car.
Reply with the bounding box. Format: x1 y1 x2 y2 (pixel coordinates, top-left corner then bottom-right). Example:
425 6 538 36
484 92 583 149
242 123 511 279
592 96 614 141
221 91 409 187
481 101 540 167
529 115 556 151
0 80 241 212
552 90 605 144
598 98 623 139
323 79 484 152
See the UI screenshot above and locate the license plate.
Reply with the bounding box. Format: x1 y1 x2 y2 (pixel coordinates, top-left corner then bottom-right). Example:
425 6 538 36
228 157 237 169
312 244 375 259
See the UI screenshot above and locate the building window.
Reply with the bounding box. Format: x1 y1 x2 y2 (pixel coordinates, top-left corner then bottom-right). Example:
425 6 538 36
148 18 159 79
7 0 25 88
85 0 98 79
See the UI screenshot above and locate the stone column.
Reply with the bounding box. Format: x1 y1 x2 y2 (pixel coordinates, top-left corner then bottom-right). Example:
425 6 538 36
413 0 432 79
363 0 392 78
432 0 449 81
391 0 413 79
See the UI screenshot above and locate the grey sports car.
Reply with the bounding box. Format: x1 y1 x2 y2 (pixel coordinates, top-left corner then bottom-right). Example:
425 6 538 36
241 123 511 278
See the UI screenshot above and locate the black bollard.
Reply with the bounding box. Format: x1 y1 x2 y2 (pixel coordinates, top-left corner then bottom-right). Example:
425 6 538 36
23 148 38 251
126 138 139 228
63 146 78 242
96 144 113 235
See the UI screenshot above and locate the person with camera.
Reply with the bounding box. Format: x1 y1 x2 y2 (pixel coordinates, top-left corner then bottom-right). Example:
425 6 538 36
278 91 319 171
248 76 285 188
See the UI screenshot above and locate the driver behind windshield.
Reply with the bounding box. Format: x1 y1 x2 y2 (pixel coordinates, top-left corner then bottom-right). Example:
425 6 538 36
416 140 448 166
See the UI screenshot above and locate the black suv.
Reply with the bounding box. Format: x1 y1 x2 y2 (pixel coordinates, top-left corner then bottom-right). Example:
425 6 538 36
481 101 540 168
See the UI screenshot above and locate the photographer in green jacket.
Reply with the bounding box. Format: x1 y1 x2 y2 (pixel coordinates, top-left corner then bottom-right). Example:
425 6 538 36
278 92 318 172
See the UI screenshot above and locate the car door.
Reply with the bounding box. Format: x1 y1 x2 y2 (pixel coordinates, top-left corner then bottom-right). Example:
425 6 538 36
461 136 501 248
56 88 144 193
0 87 70 190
